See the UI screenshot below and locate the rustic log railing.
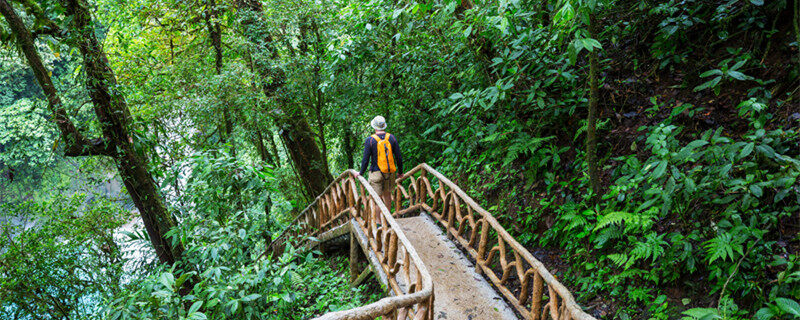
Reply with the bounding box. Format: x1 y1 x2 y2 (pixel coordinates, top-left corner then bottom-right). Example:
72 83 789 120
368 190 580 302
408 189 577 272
266 169 435 320
394 163 596 320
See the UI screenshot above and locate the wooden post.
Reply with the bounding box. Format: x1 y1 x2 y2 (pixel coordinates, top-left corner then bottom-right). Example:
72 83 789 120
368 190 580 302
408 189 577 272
530 272 544 320
350 230 360 284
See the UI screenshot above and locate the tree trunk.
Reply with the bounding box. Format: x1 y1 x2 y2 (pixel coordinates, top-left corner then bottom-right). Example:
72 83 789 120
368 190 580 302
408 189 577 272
254 128 276 166
586 13 602 201
279 117 333 197
66 0 183 265
343 122 355 169
236 0 332 198
265 130 281 167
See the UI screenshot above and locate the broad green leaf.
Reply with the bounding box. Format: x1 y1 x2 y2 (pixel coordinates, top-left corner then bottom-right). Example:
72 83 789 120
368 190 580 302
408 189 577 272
776 298 800 316
241 293 261 302
749 185 763 197
652 161 668 179
159 272 175 289
739 142 755 159
699 69 723 77
727 70 749 81
553 2 575 25
694 76 721 92
189 301 203 314
754 307 775 320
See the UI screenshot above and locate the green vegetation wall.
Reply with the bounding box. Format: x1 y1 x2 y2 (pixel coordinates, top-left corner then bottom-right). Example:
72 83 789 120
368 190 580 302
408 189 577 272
1 0 798 319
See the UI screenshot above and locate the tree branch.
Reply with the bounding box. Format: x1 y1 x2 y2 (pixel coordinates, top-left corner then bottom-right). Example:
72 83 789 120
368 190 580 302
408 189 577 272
0 0 115 157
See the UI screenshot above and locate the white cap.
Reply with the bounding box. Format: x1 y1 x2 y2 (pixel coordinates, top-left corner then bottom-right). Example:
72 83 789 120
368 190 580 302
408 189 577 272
371 115 387 130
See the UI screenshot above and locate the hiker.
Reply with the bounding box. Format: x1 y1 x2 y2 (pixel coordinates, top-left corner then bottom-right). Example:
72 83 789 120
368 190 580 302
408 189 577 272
355 116 404 213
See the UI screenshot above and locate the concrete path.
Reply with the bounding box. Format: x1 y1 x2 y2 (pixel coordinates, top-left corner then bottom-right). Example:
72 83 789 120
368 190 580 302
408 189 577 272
396 214 519 320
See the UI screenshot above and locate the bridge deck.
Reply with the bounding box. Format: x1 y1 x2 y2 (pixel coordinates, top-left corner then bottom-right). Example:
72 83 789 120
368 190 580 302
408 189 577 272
396 214 518 320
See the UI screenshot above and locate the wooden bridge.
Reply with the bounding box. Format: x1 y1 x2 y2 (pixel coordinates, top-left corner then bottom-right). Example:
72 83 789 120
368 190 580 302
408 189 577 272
267 163 596 320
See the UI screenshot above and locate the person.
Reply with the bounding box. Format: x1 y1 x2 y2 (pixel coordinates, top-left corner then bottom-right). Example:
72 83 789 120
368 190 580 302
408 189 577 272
355 116 404 213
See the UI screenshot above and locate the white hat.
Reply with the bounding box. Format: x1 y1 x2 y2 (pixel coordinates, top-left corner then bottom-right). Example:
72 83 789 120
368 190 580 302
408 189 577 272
371 116 387 130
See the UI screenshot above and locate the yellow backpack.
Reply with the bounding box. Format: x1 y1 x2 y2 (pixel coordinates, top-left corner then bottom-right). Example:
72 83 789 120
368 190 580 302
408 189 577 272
372 133 397 173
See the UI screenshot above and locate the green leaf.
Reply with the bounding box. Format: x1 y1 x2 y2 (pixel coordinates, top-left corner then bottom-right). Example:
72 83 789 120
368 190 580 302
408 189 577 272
749 185 763 198
241 293 261 302
756 144 776 159
553 2 575 25
727 70 749 81
675 140 708 161
567 40 578 65
694 77 722 92
580 38 602 52
754 307 775 320
189 301 203 314
750 0 764 5
775 298 800 317
159 272 175 289
652 161 668 179
188 312 207 320
699 69 722 77
739 142 755 159
463 25 472 38
682 307 721 320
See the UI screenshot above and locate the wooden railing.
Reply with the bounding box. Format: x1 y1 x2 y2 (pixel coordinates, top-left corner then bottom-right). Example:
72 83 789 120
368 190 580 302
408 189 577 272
394 164 596 320
266 169 435 320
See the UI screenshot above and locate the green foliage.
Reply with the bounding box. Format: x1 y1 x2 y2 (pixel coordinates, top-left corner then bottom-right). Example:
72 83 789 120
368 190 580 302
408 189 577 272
0 194 129 320
543 113 799 317
0 98 56 172
1 0 798 319
694 56 753 95
107 231 379 319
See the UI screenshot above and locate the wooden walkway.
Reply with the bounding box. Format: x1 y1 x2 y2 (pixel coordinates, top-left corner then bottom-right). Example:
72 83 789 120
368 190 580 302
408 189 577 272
398 214 518 320
267 164 596 320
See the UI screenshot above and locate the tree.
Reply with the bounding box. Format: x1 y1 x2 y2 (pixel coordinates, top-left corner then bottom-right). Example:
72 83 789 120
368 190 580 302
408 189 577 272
553 0 608 201
0 0 183 265
236 0 333 199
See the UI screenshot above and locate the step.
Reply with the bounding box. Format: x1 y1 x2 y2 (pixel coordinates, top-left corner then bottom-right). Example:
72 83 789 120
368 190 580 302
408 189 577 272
396 214 519 320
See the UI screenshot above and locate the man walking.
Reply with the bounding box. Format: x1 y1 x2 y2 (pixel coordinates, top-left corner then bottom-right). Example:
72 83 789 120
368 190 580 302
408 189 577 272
356 116 404 212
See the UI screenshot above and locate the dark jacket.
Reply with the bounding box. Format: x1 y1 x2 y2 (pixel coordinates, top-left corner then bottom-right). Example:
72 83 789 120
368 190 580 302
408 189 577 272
359 132 403 176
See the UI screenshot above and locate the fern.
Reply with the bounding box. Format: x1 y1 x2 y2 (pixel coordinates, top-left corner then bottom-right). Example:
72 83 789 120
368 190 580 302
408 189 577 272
608 253 629 268
560 211 588 231
594 209 656 233
628 287 654 303
502 134 556 166
593 225 624 248
703 232 743 263
609 268 652 285
630 233 668 264
594 211 636 230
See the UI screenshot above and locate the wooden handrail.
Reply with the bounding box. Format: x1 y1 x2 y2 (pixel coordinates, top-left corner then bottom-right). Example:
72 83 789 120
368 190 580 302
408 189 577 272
395 164 596 320
264 163 594 320
263 169 435 320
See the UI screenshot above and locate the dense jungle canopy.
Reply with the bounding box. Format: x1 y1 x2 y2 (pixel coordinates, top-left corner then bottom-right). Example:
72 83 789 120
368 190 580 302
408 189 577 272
0 0 798 318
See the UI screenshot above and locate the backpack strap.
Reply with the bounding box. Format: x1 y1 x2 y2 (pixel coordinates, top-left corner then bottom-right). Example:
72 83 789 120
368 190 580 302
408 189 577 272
372 133 391 143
